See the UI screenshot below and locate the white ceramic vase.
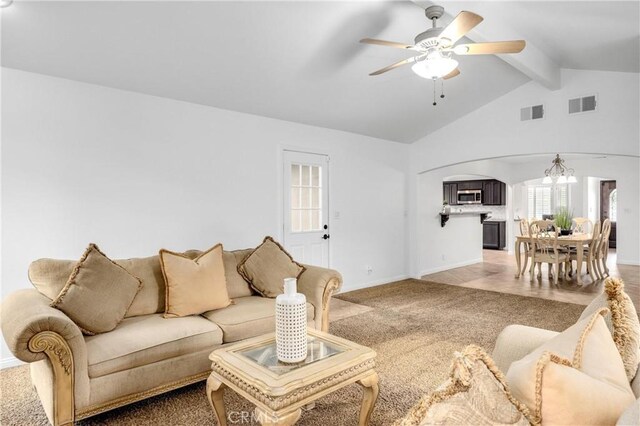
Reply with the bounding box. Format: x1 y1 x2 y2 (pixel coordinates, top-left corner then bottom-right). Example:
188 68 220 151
275 278 308 363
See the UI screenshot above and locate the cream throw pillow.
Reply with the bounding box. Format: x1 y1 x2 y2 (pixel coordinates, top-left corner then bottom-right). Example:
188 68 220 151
51 244 142 335
160 243 231 318
506 308 636 425
396 345 531 426
237 236 305 298
578 277 640 382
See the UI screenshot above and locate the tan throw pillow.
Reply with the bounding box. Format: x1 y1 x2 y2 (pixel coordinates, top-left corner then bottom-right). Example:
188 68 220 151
160 243 231 318
237 236 305 298
578 277 640 381
51 244 142 335
396 345 531 426
506 308 636 425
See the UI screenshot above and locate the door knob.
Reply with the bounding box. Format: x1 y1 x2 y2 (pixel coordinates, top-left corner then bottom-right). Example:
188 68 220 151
322 234 330 240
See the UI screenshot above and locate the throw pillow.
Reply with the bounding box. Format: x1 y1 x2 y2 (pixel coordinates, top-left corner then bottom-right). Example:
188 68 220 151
578 277 640 381
395 345 531 426
51 244 142 335
237 236 305 298
506 308 636 425
160 243 231 318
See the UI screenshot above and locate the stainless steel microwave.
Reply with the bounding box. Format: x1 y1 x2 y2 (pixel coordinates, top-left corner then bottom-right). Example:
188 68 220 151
457 190 482 204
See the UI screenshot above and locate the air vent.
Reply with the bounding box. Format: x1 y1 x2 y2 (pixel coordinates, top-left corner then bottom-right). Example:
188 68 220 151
569 95 597 114
520 104 544 121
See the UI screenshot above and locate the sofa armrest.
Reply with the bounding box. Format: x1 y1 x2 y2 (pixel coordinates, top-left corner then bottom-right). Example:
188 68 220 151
1 289 90 424
297 265 342 332
492 324 559 373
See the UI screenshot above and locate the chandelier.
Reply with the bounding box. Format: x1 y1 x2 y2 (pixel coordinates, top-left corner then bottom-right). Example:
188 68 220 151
542 154 577 184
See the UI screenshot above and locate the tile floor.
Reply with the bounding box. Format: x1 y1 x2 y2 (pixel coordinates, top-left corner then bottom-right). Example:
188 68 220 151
421 249 639 309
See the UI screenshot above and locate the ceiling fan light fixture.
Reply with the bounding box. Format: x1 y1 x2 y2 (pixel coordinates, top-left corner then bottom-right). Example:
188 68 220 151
567 175 577 184
453 45 470 55
542 175 553 184
411 57 458 79
556 175 568 184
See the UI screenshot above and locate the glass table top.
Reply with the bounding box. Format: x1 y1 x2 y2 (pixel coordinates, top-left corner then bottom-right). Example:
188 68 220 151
236 336 346 375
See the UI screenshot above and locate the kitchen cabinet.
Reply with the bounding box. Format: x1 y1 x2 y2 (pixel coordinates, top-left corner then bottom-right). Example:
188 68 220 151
457 181 483 190
482 180 506 205
483 221 506 249
443 182 458 205
442 179 506 206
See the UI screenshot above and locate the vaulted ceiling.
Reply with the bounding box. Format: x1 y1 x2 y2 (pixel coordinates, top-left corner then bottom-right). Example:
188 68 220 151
2 1 638 143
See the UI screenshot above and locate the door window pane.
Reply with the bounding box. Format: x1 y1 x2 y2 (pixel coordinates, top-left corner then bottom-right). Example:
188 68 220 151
291 188 300 209
301 188 311 208
301 166 310 186
291 165 300 186
290 162 323 232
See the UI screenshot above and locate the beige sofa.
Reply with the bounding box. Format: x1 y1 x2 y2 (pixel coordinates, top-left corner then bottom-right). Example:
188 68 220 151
1 248 342 426
492 322 640 425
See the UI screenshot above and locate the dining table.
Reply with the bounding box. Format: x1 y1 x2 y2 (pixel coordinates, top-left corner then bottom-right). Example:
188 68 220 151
514 233 593 284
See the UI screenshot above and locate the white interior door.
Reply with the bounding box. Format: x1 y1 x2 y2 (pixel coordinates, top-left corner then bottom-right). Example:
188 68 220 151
283 151 329 268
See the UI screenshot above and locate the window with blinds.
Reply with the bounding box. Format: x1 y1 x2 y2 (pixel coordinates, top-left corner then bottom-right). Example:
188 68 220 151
556 185 569 208
527 184 570 218
528 186 552 218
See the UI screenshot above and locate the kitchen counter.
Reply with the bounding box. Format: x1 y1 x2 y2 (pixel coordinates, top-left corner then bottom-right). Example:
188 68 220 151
440 211 492 227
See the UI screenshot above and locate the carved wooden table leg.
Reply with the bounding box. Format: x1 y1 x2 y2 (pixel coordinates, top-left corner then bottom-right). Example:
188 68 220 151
514 240 522 278
575 242 584 284
255 407 301 426
357 371 379 426
206 375 227 426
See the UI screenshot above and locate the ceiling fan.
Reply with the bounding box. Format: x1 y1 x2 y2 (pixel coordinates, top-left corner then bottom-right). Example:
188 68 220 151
360 5 525 82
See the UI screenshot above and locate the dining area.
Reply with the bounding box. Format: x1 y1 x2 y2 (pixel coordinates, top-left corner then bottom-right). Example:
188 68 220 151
514 217 612 285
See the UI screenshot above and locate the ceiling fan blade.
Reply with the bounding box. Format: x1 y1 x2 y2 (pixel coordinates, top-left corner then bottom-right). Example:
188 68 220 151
438 11 483 46
454 40 526 55
443 68 460 80
369 57 417 76
360 38 414 50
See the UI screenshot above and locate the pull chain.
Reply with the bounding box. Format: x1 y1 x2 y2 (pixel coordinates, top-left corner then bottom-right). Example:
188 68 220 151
432 79 437 106
440 79 445 99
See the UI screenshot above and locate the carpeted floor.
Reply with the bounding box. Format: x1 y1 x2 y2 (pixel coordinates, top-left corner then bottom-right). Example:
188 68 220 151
0 279 585 425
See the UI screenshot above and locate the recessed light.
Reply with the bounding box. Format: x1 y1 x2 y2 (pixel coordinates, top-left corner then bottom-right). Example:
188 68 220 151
0 0 13 8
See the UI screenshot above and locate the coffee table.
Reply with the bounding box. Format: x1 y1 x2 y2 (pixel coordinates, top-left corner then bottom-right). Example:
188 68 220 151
206 328 378 425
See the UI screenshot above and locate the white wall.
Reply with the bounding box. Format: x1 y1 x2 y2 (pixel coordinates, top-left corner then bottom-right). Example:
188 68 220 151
415 156 639 277
0 68 410 366
409 68 639 277
416 161 514 276
410 69 640 172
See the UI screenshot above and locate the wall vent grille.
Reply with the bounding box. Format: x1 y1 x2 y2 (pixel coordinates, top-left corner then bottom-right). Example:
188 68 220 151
569 95 597 114
520 104 544 121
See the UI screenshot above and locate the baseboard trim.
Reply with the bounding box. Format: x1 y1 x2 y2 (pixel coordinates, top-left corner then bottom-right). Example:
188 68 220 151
340 274 410 293
418 258 484 278
1 356 23 370
617 259 640 266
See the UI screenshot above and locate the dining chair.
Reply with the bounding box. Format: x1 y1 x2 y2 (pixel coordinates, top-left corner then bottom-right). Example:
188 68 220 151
528 221 569 284
596 219 612 278
567 220 601 282
518 219 531 276
572 217 593 234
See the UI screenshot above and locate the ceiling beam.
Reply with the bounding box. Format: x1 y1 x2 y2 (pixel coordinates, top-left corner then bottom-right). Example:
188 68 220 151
413 1 561 90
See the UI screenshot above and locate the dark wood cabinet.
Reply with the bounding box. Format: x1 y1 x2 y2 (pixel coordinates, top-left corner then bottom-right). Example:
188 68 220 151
443 182 458 205
482 180 506 205
457 181 483 190
483 221 506 249
443 179 506 206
